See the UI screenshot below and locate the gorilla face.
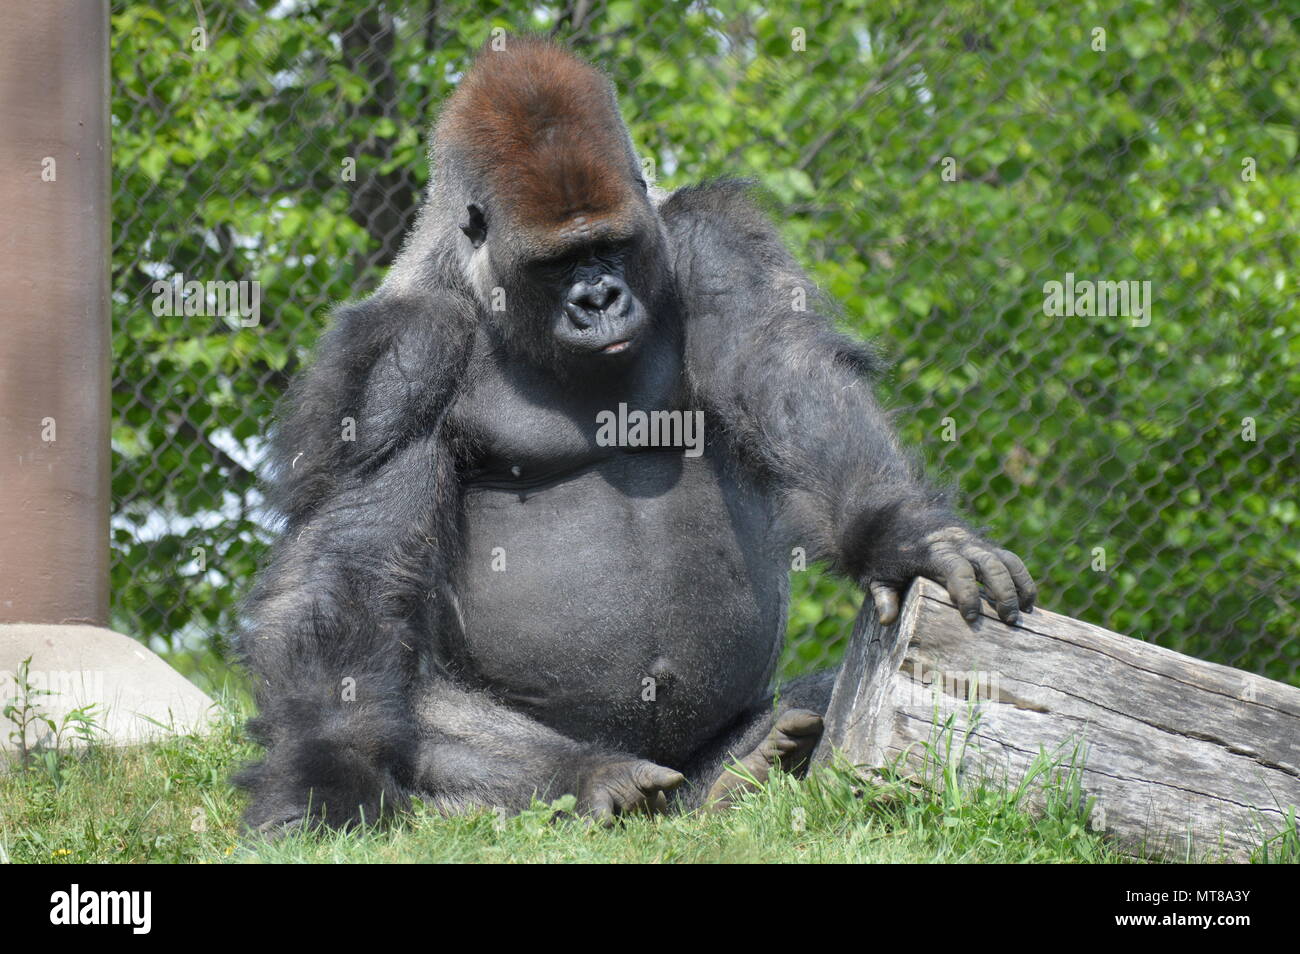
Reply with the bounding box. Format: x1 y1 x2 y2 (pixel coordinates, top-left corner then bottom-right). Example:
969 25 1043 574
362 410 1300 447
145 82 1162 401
462 199 666 367
544 242 649 357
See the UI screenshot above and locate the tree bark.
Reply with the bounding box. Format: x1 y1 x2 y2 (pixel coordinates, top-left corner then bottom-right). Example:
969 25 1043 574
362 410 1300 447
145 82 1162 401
816 577 1300 861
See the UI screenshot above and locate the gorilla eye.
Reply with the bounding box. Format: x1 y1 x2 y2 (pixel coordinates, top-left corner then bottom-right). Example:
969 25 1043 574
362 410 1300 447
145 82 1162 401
635 176 648 192
459 203 488 249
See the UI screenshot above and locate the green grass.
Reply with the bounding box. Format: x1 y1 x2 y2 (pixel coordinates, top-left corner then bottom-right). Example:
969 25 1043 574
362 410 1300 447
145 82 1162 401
1 704 1293 864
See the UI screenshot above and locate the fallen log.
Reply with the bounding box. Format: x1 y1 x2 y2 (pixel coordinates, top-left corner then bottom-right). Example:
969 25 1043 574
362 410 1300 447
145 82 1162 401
814 577 1300 861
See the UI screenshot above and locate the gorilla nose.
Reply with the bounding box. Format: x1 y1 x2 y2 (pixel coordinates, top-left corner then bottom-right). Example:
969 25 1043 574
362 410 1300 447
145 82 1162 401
565 278 625 328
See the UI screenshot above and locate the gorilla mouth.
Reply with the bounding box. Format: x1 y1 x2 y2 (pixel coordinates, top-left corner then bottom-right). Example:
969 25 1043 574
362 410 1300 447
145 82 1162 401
555 298 647 356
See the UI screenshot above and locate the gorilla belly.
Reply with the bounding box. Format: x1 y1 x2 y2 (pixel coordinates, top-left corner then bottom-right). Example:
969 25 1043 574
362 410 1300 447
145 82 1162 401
451 452 788 765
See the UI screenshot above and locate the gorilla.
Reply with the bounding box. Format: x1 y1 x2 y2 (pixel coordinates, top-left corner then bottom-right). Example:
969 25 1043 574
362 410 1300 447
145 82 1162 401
234 37 1035 831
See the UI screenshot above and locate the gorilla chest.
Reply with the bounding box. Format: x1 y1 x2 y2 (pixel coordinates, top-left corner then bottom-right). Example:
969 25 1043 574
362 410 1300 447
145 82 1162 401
445 350 788 760
449 335 686 484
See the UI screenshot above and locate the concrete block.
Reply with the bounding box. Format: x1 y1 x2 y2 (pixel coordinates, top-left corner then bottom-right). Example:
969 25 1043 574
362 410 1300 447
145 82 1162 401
0 624 219 759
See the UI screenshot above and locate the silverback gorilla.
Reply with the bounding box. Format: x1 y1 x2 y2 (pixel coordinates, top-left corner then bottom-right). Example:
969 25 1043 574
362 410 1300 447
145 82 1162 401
235 37 1035 832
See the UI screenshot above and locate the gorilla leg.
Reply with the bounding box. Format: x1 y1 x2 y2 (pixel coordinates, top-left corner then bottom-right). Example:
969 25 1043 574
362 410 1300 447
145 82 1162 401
677 669 837 811
414 679 684 820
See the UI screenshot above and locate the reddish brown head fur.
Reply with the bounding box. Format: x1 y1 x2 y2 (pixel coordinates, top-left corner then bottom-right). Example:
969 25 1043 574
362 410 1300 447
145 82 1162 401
437 38 642 241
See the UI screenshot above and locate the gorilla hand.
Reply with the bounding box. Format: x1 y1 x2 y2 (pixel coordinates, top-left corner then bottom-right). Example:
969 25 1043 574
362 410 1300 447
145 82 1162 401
866 526 1036 626
579 758 685 824
236 711 413 837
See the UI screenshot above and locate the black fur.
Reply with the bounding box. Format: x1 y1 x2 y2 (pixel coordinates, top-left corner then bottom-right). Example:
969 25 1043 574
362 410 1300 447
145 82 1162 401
233 40 1033 830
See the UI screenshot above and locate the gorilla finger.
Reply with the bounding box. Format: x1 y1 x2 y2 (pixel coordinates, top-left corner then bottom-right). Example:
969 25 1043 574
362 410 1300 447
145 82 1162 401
771 734 799 757
587 791 616 824
996 548 1037 611
774 708 824 738
635 763 685 794
869 581 900 625
966 548 1020 624
934 553 980 621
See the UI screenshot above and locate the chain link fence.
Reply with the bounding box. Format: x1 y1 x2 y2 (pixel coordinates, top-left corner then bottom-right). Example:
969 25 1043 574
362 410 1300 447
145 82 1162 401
108 0 1300 691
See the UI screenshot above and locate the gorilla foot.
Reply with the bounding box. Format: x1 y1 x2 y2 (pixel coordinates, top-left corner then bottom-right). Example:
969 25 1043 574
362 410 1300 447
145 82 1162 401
705 708 824 811
580 758 685 824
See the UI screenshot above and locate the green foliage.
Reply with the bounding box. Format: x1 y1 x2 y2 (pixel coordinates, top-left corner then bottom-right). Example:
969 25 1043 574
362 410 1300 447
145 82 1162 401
2 657 102 784
0 703 1131 863
4 701 1289 862
109 1 1300 682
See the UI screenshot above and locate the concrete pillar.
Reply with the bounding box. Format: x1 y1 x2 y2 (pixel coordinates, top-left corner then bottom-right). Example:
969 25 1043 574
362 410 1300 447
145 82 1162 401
0 5 217 754
0 2 111 625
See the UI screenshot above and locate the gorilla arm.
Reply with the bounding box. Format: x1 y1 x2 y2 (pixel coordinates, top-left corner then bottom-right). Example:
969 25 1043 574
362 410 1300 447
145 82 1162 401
233 291 474 831
415 682 684 819
663 182 1035 625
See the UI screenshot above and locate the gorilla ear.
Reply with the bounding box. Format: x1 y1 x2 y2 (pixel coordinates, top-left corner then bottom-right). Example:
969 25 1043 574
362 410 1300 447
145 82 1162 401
459 203 488 249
